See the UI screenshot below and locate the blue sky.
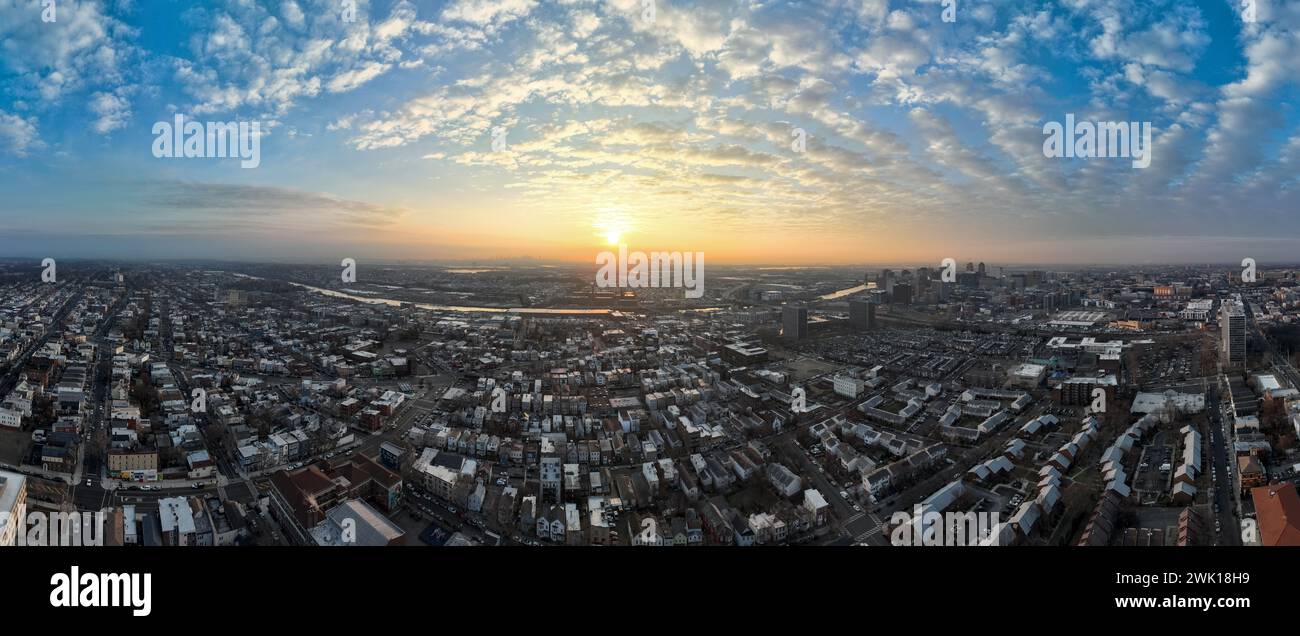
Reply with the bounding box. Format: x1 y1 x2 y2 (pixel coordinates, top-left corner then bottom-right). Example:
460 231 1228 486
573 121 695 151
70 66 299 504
1 0 1298 265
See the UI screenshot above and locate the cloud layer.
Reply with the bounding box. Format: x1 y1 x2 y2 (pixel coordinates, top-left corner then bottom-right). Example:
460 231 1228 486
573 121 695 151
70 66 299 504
1 0 1299 263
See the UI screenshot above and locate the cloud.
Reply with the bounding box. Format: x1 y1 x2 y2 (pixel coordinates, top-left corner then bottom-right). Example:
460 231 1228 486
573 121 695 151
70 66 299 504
90 89 132 133
326 61 391 93
5 0 1300 261
440 0 538 26
0 0 136 103
135 180 408 228
169 0 421 117
0 0 139 136
0 109 39 156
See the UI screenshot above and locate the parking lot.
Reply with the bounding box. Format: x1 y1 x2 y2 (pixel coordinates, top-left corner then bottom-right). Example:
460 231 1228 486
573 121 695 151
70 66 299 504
1134 433 1173 502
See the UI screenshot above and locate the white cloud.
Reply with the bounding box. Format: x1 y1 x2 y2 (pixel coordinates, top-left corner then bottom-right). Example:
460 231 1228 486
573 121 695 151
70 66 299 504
170 0 420 116
0 0 135 103
6 0 1300 254
326 61 391 93
0 110 40 156
440 0 538 26
89 90 132 133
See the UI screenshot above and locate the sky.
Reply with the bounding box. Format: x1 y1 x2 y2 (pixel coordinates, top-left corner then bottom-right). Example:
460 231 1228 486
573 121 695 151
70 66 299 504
0 0 1298 266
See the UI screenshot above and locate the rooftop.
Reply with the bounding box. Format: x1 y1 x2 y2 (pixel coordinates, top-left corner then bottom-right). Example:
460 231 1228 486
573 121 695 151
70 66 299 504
1251 483 1300 546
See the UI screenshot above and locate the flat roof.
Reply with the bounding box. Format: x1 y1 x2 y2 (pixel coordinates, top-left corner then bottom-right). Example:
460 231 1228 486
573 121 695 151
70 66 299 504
315 499 404 546
0 469 27 519
158 496 196 535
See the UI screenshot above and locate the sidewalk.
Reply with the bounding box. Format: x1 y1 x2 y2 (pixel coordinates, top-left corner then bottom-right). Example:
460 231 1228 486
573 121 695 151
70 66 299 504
101 472 229 491
1 462 74 484
71 442 86 484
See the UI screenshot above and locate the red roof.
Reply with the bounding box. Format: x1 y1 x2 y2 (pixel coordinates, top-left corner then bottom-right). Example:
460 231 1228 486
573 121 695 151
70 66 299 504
1250 483 1300 546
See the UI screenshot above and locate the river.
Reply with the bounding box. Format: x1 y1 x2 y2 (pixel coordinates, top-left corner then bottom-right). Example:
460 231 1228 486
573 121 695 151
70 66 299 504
231 273 869 315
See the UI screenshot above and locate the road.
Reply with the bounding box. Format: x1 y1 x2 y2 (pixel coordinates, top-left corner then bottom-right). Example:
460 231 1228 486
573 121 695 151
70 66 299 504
111 484 222 511
774 437 886 545
1206 387 1241 546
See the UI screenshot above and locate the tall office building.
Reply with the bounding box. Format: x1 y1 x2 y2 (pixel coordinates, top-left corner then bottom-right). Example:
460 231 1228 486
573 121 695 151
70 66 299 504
1221 299 1246 366
849 300 876 330
893 283 912 305
879 269 895 294
783 306 809 342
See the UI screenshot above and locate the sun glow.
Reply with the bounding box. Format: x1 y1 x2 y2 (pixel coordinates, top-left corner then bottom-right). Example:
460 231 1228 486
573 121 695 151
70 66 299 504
595 210 632 247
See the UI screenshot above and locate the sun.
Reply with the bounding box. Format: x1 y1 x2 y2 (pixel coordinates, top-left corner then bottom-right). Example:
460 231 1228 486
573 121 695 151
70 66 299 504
595 211 631 246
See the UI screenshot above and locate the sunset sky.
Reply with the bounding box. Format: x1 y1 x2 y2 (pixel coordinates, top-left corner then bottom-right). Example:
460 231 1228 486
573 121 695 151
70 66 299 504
1 0 1299 265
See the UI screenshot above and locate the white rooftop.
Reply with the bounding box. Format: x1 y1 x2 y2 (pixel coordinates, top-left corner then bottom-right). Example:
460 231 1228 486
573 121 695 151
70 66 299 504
158 496 196 535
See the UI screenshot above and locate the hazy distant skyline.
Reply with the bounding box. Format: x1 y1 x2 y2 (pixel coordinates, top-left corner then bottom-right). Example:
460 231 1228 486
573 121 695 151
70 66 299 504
2 0 1299 264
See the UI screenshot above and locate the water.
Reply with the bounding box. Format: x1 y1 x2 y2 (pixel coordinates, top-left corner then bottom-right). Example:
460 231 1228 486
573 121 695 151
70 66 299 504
819 283 877 301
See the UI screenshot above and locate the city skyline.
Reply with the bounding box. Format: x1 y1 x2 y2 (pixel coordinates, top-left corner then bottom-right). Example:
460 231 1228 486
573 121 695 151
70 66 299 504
2 0 1299 264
